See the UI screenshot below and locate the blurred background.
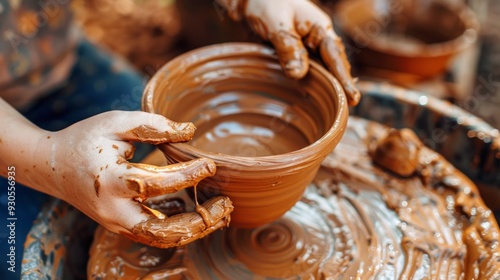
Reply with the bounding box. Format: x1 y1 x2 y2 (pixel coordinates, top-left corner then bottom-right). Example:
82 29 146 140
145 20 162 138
71 0 499 212
72 0 499 128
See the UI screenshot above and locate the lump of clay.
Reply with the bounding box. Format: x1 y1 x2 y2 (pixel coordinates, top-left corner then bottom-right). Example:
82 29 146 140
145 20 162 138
371 128 423 177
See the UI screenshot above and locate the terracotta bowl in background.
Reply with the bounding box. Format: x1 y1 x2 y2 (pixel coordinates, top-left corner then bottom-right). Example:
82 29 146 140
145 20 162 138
142 43 349 228
334 0 479 84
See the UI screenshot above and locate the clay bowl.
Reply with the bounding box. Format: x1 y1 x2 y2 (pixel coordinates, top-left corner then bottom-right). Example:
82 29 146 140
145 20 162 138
142 43 349 228
334 0 479 83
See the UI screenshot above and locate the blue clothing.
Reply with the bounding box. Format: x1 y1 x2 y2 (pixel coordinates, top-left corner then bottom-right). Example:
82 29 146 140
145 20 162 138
0 40 147 280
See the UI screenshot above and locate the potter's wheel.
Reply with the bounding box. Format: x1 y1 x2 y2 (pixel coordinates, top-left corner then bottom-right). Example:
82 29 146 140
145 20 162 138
86 116 500 279
21 82 500 279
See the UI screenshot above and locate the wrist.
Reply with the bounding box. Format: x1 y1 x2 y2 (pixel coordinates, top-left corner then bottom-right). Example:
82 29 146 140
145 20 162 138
0 125 48 188
30 131 61 196
0 98 56 194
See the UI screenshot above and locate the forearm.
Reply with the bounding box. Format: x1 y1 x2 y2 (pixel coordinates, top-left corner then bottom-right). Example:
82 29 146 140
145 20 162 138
0 98 51 192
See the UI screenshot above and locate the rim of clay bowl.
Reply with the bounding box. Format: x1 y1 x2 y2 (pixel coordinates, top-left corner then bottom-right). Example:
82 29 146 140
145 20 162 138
335 0 480 58
142 42 349 167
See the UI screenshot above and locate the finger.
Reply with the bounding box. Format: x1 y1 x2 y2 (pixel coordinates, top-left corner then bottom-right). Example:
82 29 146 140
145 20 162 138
113 111 196 144
123 158 217 199
123 196 234 248
292 3 361 106
303 25 361 106
269 30 310 79
141 197 186 219
319 34 361 106
110 141 136 162
305 25 360 106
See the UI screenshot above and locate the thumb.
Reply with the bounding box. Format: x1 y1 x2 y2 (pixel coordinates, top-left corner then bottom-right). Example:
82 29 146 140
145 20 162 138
112 111 196 144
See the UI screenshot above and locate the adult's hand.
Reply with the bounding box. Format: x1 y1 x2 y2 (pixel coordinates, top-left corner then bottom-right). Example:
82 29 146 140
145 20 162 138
218 0 360 106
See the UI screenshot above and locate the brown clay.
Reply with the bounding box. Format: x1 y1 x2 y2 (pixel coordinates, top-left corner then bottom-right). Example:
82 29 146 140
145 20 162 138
124 158 216 198
334 0 479 82
244 13 360 105
267 29 310 79
371 128 422 177
88 117 500 279
142 42 349 228
319 35 360 105
120 122 196 144
123 196 233 249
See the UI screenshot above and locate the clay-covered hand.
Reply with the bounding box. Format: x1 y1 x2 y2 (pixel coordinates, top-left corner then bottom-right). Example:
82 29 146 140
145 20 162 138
33 111 233 248
218 0 360 105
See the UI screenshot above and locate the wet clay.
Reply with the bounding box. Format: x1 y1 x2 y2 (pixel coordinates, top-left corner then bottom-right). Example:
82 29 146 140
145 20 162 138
371 128 422 177
124 196 233 249
143 43 348 228
215 0 248 21
120 121 196 144
244 14 360 105
124 158 216 198
88 116 500 279
120 157 234 249
190 112 310 157
117 153 233 248
316 31 360 106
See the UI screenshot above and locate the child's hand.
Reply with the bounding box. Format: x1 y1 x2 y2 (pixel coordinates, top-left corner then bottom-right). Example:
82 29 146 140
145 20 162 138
35 111 233 248
220 0 360 105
